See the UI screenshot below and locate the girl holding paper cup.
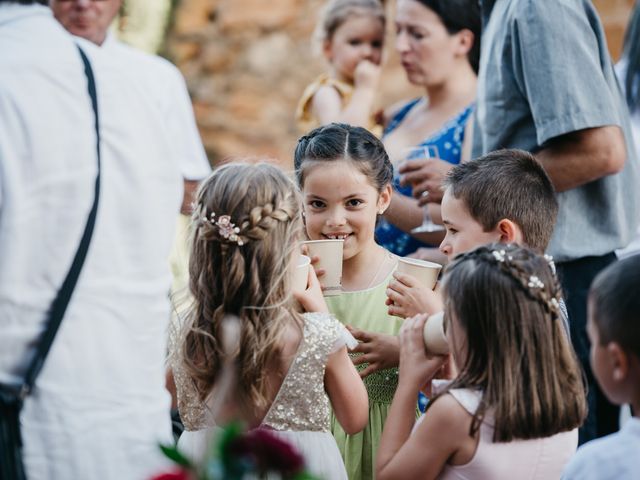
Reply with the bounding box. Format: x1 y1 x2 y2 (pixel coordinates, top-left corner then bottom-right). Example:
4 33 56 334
377 244 586 479
295 123 403 480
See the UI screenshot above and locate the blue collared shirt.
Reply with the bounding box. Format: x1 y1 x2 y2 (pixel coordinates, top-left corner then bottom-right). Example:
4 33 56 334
474 0 640 262
562 417 640 479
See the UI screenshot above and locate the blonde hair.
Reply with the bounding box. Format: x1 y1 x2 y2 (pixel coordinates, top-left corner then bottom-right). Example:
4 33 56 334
181 162 304 411
313 0 386 54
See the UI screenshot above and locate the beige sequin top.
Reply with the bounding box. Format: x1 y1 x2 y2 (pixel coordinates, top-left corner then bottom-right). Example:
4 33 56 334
170 312 356 432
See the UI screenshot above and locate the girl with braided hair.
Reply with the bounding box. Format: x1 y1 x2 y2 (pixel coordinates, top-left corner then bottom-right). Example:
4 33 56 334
169 162 368 479
377 243 587 480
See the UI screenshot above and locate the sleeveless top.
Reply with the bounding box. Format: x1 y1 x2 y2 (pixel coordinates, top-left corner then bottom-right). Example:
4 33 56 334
376 100 474 256
295 73 383 136
171 312 356 432
428 381 578 480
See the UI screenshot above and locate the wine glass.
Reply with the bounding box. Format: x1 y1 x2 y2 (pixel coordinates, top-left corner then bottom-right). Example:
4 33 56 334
401 146 445 234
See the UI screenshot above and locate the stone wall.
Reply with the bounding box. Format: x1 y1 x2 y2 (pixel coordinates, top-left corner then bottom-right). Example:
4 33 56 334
165 0 634 167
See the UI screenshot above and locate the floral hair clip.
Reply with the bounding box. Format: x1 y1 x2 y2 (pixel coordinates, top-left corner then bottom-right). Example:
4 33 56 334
544 254 557 274
205 212 244 246
491 249 513 263
527 275 544 289
492 249 506 262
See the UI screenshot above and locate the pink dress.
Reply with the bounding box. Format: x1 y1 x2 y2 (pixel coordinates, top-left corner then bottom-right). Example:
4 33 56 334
429 381 578 480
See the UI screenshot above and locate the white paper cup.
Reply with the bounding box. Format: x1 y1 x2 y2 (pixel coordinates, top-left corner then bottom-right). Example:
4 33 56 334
396 257 442 290
292 255 311 294
303 239 343 296
423 311 449 355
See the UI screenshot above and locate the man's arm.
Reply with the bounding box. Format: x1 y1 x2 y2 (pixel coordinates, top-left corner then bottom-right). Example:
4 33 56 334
181 178 200 215
536 125 626 192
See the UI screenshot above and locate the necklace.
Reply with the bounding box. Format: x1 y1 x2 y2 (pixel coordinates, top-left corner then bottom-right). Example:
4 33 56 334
365 248 394 290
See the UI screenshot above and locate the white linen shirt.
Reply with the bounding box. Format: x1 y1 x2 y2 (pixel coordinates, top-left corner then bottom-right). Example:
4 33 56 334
96 34 210 182
562 417 640 479
1 5 186 479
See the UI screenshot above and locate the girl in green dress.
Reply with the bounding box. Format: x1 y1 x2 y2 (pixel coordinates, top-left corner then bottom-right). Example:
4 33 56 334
294 123 403 479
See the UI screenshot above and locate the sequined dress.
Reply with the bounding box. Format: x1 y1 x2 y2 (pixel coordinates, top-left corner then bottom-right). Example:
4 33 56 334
172 312 357 479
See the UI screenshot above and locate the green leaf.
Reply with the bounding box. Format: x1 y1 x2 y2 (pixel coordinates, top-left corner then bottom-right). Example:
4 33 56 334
292 472 321 480
159 443 193 468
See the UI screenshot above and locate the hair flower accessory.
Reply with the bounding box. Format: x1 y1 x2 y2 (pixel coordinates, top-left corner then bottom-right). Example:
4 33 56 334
527 275 544 289
544 254 557 274
213 213 244 245
199 209 245 246
492 249 506 262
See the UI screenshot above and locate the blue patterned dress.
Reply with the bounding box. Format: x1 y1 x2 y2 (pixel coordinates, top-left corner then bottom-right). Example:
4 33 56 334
376 100 474 256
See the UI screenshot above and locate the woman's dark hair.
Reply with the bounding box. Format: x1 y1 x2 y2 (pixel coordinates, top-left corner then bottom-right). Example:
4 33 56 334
294 123 393 192
417 0 481 74
623 2 640 112
431 243 587 442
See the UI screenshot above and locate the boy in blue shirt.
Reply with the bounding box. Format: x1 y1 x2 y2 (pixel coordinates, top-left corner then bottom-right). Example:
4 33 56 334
562 255 640 479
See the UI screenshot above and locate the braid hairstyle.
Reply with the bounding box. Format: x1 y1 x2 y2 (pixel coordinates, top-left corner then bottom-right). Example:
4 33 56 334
434 243 586 442
181 162 304 411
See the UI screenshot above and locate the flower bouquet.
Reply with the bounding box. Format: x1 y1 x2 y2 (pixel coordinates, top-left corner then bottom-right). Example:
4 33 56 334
151 421 318 480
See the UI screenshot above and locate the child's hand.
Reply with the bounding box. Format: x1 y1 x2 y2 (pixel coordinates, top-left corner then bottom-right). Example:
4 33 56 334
386 271 444 318
293 264 329 313
398 314 447 391
347 326 399 378
354 60 381 90
301 244 327 291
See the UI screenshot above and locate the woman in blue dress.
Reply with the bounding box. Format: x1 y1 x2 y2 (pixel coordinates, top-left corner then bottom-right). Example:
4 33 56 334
376 0 480 257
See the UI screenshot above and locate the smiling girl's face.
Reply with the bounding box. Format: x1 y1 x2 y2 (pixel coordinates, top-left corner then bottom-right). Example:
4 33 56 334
302 161 390 261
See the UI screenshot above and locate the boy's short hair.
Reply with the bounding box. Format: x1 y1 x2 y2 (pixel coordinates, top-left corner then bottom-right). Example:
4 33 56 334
444 149 558 252
589 254 640 358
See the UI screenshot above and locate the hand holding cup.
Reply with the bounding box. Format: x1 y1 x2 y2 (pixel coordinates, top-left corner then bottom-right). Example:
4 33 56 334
303 240 343 296
386 270 444 318
398 157 453 205
293 258 329 314
398 314 448 392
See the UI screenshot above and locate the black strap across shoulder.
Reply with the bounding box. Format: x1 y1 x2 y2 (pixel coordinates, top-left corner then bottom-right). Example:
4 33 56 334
0 45 101 480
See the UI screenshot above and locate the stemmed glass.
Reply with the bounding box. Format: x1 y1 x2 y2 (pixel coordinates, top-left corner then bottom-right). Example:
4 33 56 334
401 146 445 234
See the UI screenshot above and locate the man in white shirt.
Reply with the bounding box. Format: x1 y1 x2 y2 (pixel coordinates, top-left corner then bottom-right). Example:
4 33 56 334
0 0 205 478
49 0 211 213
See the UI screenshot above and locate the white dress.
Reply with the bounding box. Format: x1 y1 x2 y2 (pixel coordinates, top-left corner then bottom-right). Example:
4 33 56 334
173 312 357 479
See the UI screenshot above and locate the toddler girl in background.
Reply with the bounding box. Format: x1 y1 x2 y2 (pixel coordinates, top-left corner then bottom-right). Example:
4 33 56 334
296 0 386 135
170 162 368 479
377 243 587 479
294 123 407 479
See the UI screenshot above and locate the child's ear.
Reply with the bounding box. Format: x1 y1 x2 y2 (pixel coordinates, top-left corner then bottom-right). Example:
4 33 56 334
496 219 524 245
377 184 393 213
322 39 333 61
607 342 629 383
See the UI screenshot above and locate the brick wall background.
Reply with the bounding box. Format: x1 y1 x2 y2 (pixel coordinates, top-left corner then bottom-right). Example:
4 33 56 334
162 0 635 166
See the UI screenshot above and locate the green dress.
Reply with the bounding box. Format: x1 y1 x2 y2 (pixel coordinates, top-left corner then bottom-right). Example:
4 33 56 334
325 264 403 480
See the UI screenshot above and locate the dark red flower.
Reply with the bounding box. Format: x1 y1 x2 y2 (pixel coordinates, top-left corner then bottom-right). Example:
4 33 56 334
228 427 305 475
149 467 191 480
